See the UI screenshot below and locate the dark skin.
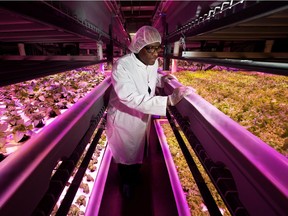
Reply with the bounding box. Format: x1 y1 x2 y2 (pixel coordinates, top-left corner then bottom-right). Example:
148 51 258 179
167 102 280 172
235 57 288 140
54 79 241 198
134 41 174 104
135 42 161 65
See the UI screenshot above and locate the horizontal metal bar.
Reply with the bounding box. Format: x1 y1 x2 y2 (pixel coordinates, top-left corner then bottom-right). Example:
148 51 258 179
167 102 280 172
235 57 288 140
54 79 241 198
0 55 107 62
169 55 288 76
0 58 107 87
181 51 288 60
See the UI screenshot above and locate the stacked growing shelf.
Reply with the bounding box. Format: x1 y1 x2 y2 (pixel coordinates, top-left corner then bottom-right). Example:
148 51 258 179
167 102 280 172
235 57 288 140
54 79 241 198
173 65 288 157
0 65 105 158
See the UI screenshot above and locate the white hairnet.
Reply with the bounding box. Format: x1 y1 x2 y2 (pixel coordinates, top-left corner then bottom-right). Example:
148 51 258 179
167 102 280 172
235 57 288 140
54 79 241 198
128 26 161 53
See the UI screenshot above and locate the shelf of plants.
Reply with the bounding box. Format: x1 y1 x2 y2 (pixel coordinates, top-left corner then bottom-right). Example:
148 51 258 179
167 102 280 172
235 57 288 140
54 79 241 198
51 133 107 216
155 119 228 216
0 64 110 216
1 58 286 215
157 59 287 215
0 65 106 159
172 61 288 157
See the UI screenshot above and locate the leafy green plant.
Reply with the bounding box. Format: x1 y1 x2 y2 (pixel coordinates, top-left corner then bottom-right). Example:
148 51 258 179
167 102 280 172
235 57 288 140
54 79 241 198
0 65 105 156
162 123 229 216
174 68 288 156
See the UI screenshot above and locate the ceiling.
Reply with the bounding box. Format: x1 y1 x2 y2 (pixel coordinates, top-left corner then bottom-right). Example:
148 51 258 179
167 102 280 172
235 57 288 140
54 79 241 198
1 1 288 52
118 1 161 34
0 1 288 86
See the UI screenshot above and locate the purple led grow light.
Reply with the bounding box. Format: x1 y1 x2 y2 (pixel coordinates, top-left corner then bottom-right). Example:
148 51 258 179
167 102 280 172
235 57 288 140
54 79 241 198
154 119 191 216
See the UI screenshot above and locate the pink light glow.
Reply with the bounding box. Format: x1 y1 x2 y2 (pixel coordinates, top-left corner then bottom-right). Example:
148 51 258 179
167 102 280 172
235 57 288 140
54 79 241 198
154 119 191 216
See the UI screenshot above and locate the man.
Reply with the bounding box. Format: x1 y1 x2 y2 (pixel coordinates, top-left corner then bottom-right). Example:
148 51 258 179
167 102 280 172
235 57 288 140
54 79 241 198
106 26 190 198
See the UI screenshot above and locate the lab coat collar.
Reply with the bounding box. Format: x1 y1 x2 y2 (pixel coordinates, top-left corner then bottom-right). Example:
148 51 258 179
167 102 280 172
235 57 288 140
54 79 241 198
131 53 147 68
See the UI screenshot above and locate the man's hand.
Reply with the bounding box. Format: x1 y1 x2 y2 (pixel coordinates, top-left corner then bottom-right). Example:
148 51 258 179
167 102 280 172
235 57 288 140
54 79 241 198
168 86 193 106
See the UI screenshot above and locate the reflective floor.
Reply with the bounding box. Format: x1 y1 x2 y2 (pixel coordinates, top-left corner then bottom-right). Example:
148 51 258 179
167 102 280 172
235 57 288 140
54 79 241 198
98 138 178 216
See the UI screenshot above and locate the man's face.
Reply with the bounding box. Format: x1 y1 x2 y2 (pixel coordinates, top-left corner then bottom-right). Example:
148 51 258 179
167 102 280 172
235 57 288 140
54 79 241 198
138 42 161 65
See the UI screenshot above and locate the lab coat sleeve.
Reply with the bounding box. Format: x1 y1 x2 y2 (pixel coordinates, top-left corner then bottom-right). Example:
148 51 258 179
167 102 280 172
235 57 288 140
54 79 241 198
112 62 167 116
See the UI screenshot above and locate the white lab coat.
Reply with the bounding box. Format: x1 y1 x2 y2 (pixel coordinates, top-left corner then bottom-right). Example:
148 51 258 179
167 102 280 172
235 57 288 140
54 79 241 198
106 53 168 165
